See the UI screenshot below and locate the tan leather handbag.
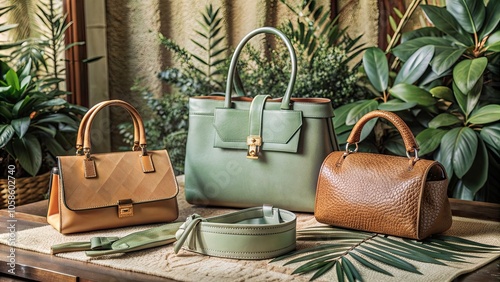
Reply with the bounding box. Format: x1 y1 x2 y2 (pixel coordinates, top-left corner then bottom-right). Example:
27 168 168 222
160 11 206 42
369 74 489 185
47 100 179 234
315 110 452 240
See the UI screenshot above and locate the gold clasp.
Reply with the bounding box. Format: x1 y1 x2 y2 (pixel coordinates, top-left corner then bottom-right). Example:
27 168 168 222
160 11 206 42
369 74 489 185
118 199 134 218
246 135 262 159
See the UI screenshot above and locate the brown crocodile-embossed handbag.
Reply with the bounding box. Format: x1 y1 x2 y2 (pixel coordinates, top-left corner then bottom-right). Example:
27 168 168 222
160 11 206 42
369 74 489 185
315 110 452 240
47 100 179 234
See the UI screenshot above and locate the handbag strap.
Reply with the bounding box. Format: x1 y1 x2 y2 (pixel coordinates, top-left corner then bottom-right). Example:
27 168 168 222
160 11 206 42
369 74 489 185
247 95 270 159
224 27 297 110
174 206 297 260
347 110 420 159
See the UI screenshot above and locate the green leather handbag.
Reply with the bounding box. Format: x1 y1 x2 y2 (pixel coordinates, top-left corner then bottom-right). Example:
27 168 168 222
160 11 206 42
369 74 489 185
184 27 339 212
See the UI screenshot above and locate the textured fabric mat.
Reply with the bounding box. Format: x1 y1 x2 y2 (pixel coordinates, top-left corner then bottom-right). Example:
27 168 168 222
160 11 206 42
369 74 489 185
1 177 499 281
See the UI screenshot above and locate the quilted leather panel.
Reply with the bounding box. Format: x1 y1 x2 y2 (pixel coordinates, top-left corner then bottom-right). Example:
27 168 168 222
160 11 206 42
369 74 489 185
315 151 451 239
58 150 178 210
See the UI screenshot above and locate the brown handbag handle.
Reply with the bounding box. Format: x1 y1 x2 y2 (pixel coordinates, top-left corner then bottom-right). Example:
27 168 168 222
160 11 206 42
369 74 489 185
76 101 141 153
78 100 147 155
347 110 419 156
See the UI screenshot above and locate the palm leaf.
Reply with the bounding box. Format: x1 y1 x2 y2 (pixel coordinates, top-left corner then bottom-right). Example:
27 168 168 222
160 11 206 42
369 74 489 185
271 226 498 281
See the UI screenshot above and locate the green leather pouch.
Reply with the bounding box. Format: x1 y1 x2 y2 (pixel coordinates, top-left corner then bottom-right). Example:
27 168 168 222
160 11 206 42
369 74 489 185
184 27 338 212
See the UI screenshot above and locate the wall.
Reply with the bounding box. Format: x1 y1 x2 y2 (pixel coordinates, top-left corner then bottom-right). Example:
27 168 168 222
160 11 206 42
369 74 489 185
100 0 380 149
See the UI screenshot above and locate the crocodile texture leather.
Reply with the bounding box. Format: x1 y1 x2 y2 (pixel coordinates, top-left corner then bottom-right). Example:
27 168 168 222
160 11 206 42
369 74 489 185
315 110 452 240
47 100 179 234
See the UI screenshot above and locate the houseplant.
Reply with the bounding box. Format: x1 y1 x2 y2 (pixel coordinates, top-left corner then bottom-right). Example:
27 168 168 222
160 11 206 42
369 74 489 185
333 0 500 202
0 1 88 207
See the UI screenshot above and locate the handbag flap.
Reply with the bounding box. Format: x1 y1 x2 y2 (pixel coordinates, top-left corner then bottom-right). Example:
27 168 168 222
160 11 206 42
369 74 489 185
213 108 302 152
58 150 179 211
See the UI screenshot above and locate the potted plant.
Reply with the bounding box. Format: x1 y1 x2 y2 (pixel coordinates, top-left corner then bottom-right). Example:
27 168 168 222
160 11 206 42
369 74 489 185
0 59 85 207
334 0 500 202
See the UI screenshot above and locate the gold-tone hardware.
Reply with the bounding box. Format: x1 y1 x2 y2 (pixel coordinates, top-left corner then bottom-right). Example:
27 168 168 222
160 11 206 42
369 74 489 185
118 199 134 218
132 141 140 151
246 136 262 159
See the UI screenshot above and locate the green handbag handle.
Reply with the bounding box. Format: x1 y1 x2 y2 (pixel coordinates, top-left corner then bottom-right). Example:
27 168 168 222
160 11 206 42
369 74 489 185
224 27 297 110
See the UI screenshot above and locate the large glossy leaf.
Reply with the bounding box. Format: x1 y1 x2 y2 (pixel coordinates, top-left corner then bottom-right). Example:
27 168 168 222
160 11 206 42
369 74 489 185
345 100 378 126
479 0 500 40
461 137 488 194
392 37 453 61
446 0 485 34
389 84 436 106
486 30 500 52
333 101 363 128
378 99 416 111
453 82 467 115
394 45 435 85
360 118 378 143
401 27 443 43
430 47 466 75
480 124 500 152
363 47 388 92
453 58 487 95
468 104 500 124
11 117 30 138
428 113 461 128
416 128 448 156
430 86 454 102
12 134 42 176
0 124 15 148
440 127 478 178
420 5 473 46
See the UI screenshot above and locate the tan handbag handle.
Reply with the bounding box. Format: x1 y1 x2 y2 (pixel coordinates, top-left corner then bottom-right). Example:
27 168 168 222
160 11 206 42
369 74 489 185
78 100 147 155
76 101 141 153
347 110 419 157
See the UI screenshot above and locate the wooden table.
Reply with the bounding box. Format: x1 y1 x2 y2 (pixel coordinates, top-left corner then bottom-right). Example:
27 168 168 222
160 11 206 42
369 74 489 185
0 199 499 282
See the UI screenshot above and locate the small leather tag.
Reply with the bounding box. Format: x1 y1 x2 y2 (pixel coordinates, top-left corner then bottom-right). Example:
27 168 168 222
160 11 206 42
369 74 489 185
84 158 97 178
140 154 155 173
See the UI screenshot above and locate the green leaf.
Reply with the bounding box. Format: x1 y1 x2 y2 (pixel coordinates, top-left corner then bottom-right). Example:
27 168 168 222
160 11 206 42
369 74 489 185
378 99 417 111
432 235 500 249
480 124 500 152
446 0 485 34
12 134 42 176
0 124 15 148
453 82 467 115
350 251 392 276
430 47 466 75
346 100 379 126
461 137 488 194
271 244 339 262
5 69 20 91
358 247 421 274
362 47 388 92
11 117 31 138
416 128 448 156
360 118 378 143
430 86 454 101
334 101 364 128
453 57 487 95
342 257 361 282
452 181 475 200
420 5 473 46
468 104 500 124
336 260 345 282
479 0 500 40
371 241 445 265
392 37 454 61
389 84 436 106
428 113 461 128
394 45 434 85
43 134 66 156
311 261 335 281
440 127 478 178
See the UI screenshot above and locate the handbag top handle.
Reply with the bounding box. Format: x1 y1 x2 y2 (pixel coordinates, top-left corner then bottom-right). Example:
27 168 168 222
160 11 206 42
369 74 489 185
78 100 147 154
76 101 141 153
346 110 420 160
224 27 297 110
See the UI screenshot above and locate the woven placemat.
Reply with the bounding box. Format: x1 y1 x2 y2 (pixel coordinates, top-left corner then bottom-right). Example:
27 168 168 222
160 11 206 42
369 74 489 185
1 179 499 281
